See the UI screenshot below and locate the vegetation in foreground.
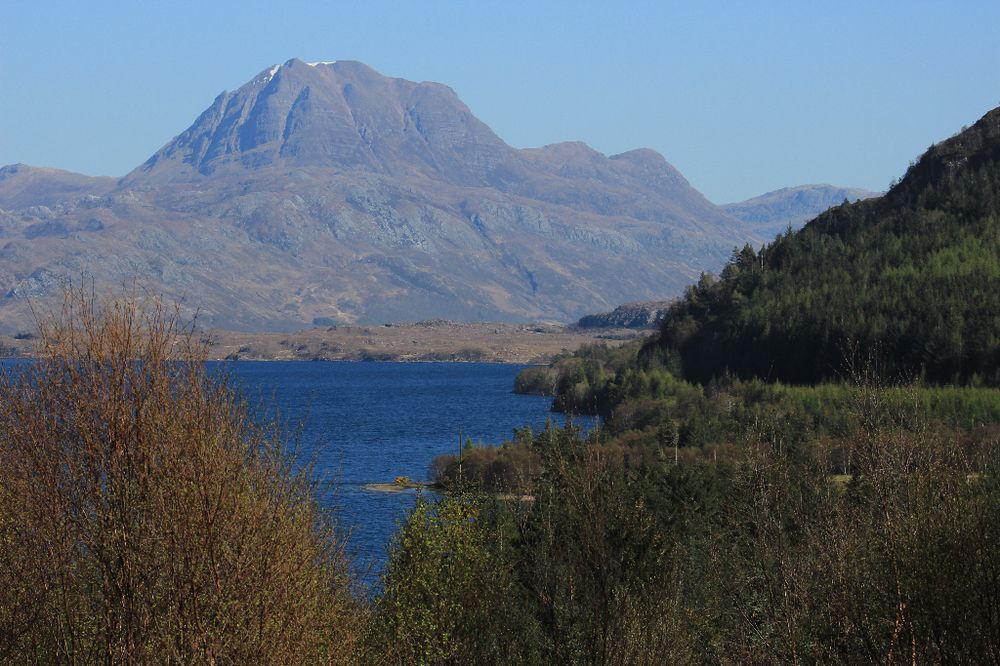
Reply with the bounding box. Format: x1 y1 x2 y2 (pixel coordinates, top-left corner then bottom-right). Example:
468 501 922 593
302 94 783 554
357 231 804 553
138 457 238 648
395 412 999 664
0 292 360 663
1 294 997 664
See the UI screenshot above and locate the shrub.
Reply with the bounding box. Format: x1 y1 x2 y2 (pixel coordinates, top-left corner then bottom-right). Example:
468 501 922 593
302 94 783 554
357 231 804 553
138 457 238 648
365 496 537 664
0 290 360 663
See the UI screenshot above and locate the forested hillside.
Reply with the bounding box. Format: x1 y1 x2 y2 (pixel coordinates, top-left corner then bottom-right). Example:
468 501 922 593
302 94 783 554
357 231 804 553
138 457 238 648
654 107 1000 386
400 110 1000 664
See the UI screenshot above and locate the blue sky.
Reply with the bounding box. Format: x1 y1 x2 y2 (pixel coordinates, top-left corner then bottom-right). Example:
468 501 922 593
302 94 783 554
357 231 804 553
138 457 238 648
2 1 998 202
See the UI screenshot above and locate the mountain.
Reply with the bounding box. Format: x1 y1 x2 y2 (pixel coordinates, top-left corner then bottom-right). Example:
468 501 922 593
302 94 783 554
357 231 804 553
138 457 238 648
722 184 880 240
0 164 115 210
652 106 1000 385
0 59 755 333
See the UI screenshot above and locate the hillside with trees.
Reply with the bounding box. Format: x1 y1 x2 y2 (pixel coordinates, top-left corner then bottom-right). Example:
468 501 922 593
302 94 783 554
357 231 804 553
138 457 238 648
409 108 1000 662
653 107 1000 386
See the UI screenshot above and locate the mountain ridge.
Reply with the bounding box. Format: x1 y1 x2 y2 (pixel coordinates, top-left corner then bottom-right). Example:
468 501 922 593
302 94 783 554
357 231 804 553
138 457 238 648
0 59 757 333
0 164 115 210
722 184 881 239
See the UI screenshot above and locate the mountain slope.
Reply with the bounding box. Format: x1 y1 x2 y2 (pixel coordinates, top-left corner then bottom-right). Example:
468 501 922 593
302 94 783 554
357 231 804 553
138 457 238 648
722 184 880 240
123 60 510 186
652 106 1000 385
0 59 754 333
0 164 115 209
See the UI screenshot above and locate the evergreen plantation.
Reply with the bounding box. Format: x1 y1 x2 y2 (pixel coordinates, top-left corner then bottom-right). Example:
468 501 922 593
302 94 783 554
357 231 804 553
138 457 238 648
656 106 1000 386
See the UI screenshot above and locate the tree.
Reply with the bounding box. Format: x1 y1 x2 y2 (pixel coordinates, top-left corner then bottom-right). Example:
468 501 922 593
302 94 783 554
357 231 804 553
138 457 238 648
367 495 536 664
0 289 360 663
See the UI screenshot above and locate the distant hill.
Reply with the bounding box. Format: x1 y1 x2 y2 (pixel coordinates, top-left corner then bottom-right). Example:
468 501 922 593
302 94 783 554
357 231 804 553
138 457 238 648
654 106 1000 385
0 164 115 210
576 300 674 329
722 184 879 240
0 59 756 333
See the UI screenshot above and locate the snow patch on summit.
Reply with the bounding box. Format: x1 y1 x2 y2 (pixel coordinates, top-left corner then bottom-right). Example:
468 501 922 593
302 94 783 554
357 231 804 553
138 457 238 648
252 65 280 86
307 61 337 67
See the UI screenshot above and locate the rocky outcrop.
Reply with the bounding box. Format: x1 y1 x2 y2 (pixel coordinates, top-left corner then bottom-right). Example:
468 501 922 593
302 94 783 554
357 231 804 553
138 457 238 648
576 301 674 329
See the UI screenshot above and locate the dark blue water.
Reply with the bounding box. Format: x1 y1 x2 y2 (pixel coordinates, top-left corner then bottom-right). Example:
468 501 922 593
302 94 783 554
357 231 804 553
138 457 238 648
220 361 563 584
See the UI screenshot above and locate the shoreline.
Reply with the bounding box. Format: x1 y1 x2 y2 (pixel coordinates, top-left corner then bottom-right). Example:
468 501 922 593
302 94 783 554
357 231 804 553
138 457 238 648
3 321 648 365
362 481 534 503
202 321 646 365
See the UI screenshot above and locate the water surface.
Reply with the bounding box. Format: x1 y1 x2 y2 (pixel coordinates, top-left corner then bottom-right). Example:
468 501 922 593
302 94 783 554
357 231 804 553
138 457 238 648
221 361 563 582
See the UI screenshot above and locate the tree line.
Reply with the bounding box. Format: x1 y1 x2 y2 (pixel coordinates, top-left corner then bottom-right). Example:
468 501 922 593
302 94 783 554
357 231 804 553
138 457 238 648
652 139 1000 386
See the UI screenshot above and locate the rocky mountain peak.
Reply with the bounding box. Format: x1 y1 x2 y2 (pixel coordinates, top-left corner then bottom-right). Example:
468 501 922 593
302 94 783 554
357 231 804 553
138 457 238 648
0 59 760 332
124 58 510 186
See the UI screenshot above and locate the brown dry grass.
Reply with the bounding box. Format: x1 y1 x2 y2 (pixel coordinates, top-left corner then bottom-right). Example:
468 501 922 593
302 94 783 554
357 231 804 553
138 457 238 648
204 321 642 364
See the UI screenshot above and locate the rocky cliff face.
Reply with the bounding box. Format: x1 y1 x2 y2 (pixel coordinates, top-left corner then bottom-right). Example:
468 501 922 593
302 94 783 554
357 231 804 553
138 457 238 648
576 300 674 329
0 59 756 333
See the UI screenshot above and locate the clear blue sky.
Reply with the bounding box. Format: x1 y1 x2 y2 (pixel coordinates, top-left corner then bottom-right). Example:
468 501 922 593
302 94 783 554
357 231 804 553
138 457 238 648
2 1 998 203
